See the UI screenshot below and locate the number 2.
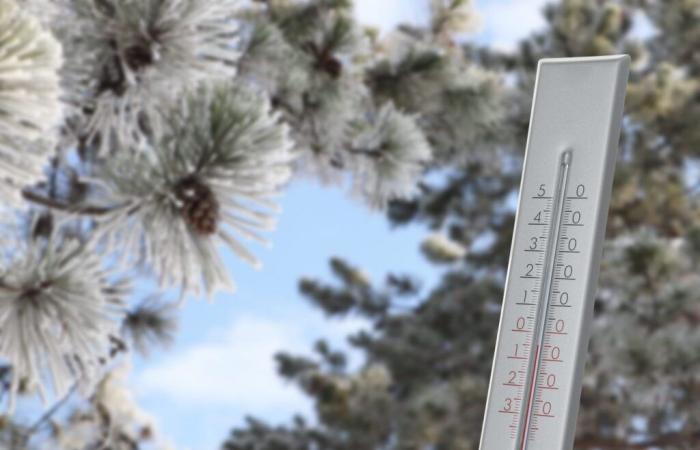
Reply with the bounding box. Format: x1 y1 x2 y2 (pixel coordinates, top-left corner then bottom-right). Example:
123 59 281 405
525 264 534 276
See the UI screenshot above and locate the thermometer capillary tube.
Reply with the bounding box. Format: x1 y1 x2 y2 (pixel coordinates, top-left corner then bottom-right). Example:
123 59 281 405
517 149 572 449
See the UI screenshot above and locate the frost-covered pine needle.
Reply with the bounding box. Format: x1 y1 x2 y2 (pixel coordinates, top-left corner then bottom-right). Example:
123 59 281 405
0 235 125 411
0 0 63 205
349 103 432 208
245 3 370 179
369 33 506 165
47 359 171 450
122 297 177 356
58 0 241 153
98 82 294 298
430 0 478 35
14 0 61 25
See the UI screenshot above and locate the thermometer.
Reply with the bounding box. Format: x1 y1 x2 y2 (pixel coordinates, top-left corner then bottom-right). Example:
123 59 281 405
479 56 630 450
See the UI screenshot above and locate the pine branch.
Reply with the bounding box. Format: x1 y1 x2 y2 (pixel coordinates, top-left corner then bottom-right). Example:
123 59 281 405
575 429 700 449
22 188 116 216
23 383 79 440
348 146 384 160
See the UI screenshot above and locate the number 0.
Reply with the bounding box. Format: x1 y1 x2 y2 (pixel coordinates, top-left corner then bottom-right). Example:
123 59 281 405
546 374 556 387
555 320 565 333
542 401 552 415
563 265 573 278
572 211 582 224
551 346 560 360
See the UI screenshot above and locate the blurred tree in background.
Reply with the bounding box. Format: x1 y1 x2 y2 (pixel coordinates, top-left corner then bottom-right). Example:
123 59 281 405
223 0 700 449
1 0 501 447
1 0 699 447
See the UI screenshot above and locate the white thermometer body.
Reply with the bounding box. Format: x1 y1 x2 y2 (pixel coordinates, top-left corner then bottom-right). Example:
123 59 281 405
479 56 630 450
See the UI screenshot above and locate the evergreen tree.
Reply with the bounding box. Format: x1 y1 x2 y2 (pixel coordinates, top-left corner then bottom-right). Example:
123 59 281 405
223 0 700 449
0 0 503 448
2 0 699 447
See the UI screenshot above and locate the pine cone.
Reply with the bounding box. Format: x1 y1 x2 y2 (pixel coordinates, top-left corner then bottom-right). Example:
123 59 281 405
124 41 155 72
174 176 220 235
305 41 343 79
32 212 54 240
97 44 127 96
318 53 343 79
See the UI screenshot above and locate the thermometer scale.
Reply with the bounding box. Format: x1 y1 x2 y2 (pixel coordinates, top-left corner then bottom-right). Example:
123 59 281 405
480 56 630 450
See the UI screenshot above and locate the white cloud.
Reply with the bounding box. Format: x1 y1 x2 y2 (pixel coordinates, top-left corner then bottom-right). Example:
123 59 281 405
135 313 367 417
137 317 304 409
473 0 550 51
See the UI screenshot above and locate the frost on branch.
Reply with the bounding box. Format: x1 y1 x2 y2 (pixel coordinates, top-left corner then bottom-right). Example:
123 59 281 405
122 296 178 356
236 1 444 209
14 0 60 25
0 232 126 411
48 360 173 450
349 103 431 209
57 0 241 153
0 0 62 206
429 0 478 37
421 232 467 264
238 1 370 180
98 82 294 297
367 33 507 166
580 230 700 433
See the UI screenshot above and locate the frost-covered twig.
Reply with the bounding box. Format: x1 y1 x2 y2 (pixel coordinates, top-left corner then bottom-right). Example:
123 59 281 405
22 188 116 216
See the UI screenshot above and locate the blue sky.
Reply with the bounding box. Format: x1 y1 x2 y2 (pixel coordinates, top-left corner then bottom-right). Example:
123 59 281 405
131 180 440 450
130 1 553 449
